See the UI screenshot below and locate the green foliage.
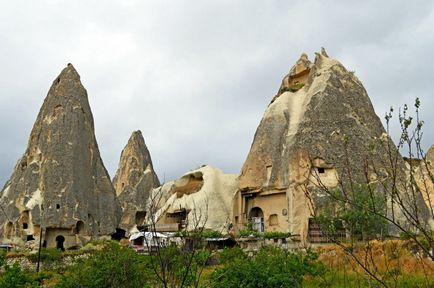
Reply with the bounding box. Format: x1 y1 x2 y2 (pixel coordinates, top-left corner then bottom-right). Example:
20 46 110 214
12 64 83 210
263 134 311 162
238 226 290 239
238 228 261 238
28 248 62 263
315 184 388 241
263 231 290 239
150 244 210 287
0 251 38 288
218 247 246 264
210 246 325 288
175 229 224 239
57 241 153 288
0 264 38 288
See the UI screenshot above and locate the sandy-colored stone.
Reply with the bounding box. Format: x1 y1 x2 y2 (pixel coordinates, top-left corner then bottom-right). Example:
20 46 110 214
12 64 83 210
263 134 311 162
234 49 431 241
150 166 238 232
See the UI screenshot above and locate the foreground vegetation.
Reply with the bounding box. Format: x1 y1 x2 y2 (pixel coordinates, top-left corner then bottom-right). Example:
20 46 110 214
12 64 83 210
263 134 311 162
1 239 433 288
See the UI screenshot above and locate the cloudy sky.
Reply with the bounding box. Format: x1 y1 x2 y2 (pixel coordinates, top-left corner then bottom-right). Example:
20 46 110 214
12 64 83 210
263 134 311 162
1 1 433 186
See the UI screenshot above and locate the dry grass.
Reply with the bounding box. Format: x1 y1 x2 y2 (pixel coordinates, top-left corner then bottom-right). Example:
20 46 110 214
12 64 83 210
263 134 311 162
316 240 434 281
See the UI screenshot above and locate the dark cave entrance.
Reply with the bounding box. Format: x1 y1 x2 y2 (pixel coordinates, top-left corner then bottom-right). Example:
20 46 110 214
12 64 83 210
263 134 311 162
55 235 65 251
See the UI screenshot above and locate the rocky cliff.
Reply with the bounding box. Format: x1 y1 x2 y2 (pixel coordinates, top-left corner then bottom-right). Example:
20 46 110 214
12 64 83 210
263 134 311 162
113 130 160 233
235 49 430 239
239 48 386 192
0 64 120 248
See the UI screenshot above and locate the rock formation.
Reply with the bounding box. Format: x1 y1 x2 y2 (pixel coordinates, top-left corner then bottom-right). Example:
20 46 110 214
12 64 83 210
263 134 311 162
0 64 120 249
149 166 237 232
113 130 160 234
233 49 431 241
414 145 434 210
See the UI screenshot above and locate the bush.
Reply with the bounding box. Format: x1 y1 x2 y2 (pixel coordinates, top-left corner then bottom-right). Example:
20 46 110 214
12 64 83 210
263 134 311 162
57 241 153 288
28 248 62 263
0 251 38 288
210 246 325 288
218 247 246 264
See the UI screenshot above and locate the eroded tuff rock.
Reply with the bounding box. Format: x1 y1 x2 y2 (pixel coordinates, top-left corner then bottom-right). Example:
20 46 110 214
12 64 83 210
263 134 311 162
149 166 237 232
113 130 160 234
414 145 434 210
234 49 431 240
0 64 120 248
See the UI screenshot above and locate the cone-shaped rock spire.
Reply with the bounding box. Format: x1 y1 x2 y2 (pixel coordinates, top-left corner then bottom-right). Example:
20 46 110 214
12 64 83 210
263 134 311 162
234 49 425 240
113 130 160 233
0 64 120 248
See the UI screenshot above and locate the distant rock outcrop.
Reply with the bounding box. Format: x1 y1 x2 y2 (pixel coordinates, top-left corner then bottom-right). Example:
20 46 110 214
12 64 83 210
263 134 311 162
0 64 120 249
113 130 160 234
233 49 430 241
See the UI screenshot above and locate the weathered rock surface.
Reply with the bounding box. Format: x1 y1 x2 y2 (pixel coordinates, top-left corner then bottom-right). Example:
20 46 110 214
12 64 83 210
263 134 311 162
150 166 237 232
0 64 120 248
234 49 431 240
239 49 386 191
113 130 160 234
415 145 434 210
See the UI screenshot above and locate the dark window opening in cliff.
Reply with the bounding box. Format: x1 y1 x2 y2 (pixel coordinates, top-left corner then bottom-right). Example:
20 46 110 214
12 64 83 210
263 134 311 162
55 235 65 251
75 221 86 235
135 211 147 226
26 235 35 241
318 167 325 174
56 204 60 209
19 210 30 231
111 228 126 241
42 241 47 248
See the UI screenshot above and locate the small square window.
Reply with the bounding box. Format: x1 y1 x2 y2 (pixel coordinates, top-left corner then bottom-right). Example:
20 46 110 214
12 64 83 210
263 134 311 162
318 167 325 174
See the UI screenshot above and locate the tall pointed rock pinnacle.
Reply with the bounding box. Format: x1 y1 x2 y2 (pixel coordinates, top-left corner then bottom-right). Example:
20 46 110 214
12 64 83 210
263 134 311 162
233 48 429 241
0 64 120 248
113 130 160 233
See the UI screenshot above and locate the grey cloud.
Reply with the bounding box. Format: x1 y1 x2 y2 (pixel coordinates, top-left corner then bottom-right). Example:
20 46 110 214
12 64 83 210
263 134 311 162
1 1 434 186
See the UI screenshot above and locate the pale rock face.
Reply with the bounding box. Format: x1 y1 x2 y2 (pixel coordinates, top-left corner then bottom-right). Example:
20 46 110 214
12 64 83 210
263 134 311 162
415 145 434 211
113 130 160 234
235 49 430 240
0 64 120 248
149 166 238 232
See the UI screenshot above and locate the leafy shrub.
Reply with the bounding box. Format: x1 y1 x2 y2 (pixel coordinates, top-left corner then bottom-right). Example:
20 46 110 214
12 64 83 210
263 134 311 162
57 241 153 288
0 251 38 288
218 247 246 264
263 231 290 239
28 248 62 263
210 246 325 288
175 229 224 238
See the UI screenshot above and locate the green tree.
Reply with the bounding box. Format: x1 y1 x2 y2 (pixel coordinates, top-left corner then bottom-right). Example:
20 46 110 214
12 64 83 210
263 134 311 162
57 241 154 288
